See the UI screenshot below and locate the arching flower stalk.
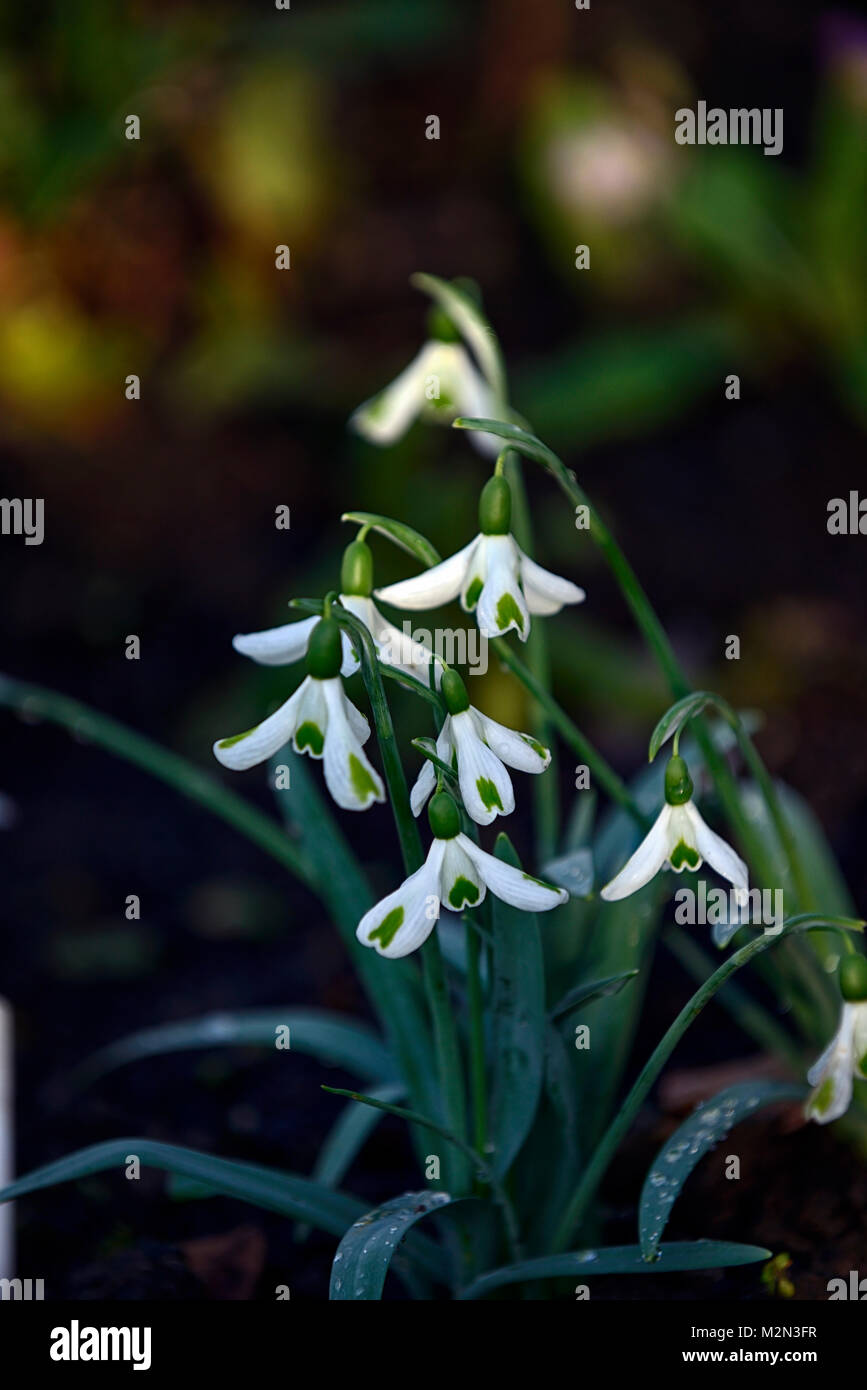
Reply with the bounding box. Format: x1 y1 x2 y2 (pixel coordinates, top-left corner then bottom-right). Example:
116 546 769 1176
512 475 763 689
213 616 385 812
410 668 551 825
356 791 568 958
375 474 584 641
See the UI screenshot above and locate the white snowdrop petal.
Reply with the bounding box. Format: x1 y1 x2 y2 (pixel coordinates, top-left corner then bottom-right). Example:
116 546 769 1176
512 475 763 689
410 758 437 818
349 343 439 445
853 1002 867 1080
461 835 567 912
454 353 502 459
518 552 586 612
600 805 673 901
438 836 486 911
213 679 308 771
232 615 318 667
476 535 529 641
291 677 329 759
356 842 445 958
452 710 515 825
321 681 384 811
375 537 479 612
806 1008 857 1123
369 610 442 687
686 803 748 900
473 709 550 773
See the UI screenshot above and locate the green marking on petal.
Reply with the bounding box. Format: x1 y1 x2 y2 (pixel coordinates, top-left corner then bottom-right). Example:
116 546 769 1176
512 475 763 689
217 727 259 748
369 905 404 948
295 721 324 755
448 876 479 908
669 840 700 870
811 1078 834 1115
464 576 483 609
859 1053 867 1079
496 591 525 633
521 734 549 760
349 753 379 802
522 871 559 892
476 776 503 812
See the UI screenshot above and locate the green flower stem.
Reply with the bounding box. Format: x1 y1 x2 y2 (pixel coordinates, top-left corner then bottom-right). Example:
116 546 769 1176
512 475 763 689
323 1085 522 1263
502 446 559 862
465 920 488 1157
664 927 804 1069
491 639 651 831
325 605 471 1195
551 913 864 1251
0 674 315 885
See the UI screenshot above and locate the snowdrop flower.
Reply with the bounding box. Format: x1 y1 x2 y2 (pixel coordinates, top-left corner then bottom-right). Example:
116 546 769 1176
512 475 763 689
600 755 748 904
350 306 501 458
410 668 550 825
806 956 867 1125
375 475 585 641
213 617 385 812
357 791 568 958
231 540 442 688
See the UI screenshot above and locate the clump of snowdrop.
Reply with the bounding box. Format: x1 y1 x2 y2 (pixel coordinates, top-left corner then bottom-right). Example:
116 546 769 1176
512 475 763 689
213 615 385 812
806 955 867 1125
375 473 585 641
410 668 550 825
600 754 748 904
231 538 441 688
356 790 568 958
350 302 501 458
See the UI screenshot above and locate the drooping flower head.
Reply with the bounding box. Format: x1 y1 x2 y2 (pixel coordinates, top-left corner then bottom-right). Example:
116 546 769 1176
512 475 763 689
375 474 585 642
213 616 385 812
600 754 748 904
230 538 441 689
806 954 867 1125
410 668 550 826
350 300 501 458
356 790 568 958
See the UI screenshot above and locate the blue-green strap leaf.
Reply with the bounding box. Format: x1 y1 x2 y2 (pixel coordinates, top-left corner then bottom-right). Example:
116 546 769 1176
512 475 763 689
639 1080 806 1260
457 1241 772 1299
69 1008 399 1091
330 1190 457 1299
549 970 639 1022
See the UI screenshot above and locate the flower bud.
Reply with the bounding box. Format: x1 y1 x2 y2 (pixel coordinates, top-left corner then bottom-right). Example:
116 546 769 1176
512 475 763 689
664 754 694 806
428 790 461 840
839 954 867 1002
441 668 470 716
306 617 343 680
478 474 512 536
340 539 374 597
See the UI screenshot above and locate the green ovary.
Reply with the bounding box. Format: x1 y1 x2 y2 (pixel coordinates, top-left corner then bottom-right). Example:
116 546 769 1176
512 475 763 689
476 776 503 811
496 592 525 633
369 905 404 948
295 722 324 755
669 840 700 871
448 876 479 908
349 753 378 801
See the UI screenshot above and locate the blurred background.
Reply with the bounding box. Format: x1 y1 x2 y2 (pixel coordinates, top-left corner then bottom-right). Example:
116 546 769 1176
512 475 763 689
2 0 867 1298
